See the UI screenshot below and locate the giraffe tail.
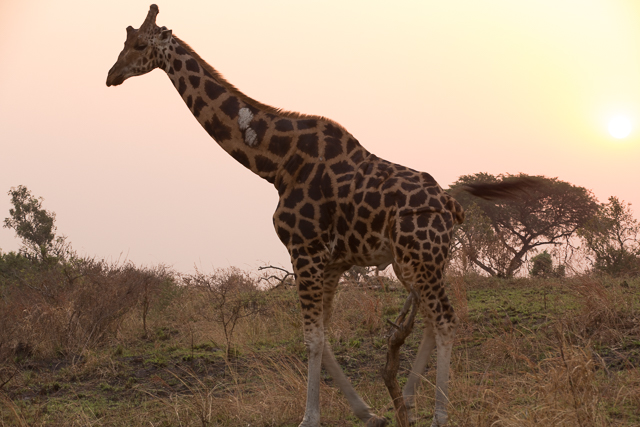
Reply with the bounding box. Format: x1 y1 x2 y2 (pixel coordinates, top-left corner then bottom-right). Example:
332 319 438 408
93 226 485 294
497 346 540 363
460 176 539 201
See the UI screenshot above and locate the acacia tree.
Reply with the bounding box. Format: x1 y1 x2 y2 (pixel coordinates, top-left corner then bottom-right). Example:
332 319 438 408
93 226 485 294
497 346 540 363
450 173 598 277
578 196 639 276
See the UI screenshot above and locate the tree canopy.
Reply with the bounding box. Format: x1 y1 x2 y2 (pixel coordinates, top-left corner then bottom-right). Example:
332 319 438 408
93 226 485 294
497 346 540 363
450 173 598 277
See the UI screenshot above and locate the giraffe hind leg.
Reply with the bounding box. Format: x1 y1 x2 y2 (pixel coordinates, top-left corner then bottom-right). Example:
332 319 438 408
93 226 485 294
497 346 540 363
431 312 456 427
392 262 437 425
391 217 457 426
401 311 455 427
402 321 436 414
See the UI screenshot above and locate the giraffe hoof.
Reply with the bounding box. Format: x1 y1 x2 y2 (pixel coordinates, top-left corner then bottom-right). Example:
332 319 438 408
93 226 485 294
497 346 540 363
365 415 388 427
429 416 448 427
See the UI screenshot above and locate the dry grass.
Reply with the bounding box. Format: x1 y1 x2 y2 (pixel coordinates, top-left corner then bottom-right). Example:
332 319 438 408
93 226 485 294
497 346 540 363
139 353 355 427
440 274 640 427
1 265 639 426
449 274 470 325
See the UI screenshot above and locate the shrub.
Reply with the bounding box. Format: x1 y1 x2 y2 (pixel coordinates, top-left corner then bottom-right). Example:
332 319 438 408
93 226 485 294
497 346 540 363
183 267 264 360
0 257 173 362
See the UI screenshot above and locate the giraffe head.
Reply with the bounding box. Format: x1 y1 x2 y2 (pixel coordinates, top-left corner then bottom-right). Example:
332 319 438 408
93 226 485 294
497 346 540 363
106 4 172 87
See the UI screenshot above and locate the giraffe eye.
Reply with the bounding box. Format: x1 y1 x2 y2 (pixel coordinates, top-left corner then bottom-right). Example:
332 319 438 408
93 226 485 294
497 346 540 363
134 43 147 51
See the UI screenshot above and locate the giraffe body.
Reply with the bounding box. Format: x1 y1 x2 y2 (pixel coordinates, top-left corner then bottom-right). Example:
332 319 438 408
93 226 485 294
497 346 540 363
107 6 472 426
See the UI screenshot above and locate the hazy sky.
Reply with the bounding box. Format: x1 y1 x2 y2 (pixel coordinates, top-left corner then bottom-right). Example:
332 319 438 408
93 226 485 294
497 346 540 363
1 0 639 273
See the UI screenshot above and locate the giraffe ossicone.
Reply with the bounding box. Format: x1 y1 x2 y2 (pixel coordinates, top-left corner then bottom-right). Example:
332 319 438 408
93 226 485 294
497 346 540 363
107 5 534 427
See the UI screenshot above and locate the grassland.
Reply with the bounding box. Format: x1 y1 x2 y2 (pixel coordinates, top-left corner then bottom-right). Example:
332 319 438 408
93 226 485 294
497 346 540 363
1 264 639 426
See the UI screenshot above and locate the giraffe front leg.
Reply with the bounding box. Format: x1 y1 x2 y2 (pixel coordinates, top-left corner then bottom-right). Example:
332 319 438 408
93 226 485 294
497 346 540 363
319 264 387 426
300 321 324 427
322 339 388 426
294 252 326 427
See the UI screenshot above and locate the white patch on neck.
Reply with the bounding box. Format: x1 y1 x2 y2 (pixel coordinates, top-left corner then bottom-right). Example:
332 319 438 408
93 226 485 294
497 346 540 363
238 107 258 146
238 107 253 131
244 128 258 146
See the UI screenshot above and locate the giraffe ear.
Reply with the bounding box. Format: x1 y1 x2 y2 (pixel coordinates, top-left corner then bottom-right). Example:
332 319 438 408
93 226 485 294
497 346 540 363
160 28 172 40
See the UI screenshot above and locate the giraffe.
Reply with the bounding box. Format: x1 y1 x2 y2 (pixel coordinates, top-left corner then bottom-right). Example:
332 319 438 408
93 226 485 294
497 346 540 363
107 5 533 426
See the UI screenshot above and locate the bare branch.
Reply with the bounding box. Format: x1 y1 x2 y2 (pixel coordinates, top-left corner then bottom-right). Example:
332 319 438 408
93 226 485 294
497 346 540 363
258 265 294 290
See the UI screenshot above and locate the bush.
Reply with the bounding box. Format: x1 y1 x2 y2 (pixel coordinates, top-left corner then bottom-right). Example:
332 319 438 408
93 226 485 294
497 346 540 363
0 257 173 362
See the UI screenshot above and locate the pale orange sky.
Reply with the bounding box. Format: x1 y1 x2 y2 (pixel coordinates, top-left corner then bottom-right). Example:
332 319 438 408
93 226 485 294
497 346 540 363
1 0 639 273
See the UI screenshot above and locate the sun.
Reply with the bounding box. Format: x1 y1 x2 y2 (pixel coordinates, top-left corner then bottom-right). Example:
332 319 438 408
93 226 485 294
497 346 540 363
608 116 632 139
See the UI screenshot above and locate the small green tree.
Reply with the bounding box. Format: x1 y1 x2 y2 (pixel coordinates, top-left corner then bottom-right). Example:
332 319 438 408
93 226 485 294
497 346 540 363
530 251 553 277
3 186 60 261
529 250 565 278
578 196 640 276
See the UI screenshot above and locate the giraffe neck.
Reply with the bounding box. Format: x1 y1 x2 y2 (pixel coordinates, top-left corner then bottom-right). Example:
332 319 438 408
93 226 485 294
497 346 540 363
159 35 366 187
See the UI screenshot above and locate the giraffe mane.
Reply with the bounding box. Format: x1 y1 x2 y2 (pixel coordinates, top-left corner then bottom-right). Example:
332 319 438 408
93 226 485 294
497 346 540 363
173 36 338 124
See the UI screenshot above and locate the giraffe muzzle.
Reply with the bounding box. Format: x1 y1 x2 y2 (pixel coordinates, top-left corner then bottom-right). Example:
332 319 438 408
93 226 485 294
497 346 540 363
106 64 125 87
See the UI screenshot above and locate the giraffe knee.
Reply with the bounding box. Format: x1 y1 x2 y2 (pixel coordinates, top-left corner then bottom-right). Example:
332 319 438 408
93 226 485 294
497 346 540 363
304 328 324 356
